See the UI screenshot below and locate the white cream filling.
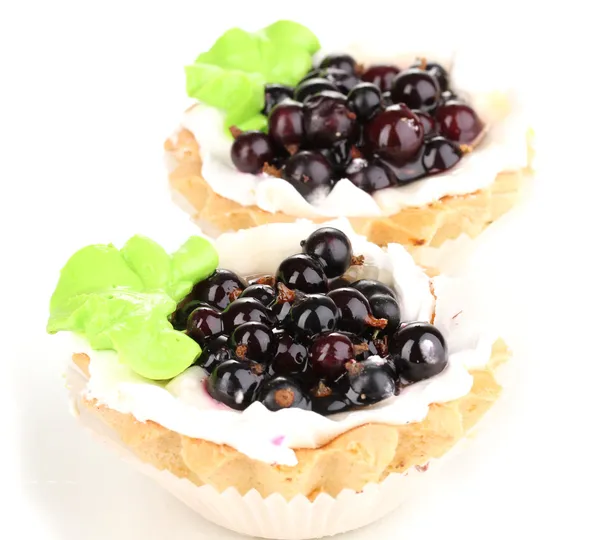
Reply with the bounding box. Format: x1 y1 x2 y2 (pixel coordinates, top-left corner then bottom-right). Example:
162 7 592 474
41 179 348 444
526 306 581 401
69 218 497 466
176 42 529 219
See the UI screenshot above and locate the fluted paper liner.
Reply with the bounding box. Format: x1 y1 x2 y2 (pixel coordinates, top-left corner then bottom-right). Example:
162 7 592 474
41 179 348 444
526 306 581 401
66 363 462 539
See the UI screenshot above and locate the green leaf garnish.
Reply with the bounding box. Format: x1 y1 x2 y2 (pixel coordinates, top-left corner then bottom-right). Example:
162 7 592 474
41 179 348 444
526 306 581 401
185 20 320 131
48 235 219 380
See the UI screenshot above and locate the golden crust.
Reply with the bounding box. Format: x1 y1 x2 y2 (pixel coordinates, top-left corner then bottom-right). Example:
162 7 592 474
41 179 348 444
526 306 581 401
165 128 534 250
74 339 508 501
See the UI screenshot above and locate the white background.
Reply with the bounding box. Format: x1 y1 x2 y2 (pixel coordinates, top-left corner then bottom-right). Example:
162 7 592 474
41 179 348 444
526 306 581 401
1 1 599 539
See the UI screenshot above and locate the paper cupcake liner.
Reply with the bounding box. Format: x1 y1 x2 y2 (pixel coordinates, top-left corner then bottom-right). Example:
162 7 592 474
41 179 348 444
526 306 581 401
66 364 451 539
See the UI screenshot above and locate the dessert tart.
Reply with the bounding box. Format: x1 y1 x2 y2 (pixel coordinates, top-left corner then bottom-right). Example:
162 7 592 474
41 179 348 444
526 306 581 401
166 20 534 251
49 219 507 539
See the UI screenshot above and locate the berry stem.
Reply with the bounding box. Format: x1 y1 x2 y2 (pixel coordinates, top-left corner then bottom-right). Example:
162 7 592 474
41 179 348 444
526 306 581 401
351 254 365 266
228 288 243 302
229 126 243 139
255 275 276 287
276 282 296 304
312 380 332 398
353 342 370 355
365 314 388 329
418 57 427 70
235 344 248 360
285 144 299 155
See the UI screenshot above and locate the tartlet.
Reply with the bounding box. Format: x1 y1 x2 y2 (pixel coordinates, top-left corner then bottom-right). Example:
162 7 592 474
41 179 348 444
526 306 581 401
51 219 508 539
166 20 534 252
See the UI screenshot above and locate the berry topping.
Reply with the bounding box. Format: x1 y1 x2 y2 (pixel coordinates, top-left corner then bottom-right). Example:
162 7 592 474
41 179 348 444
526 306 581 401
410 60 449 92
350 279 397 301
365 104 424 165
311 385 352 415
230 131 275 174
413 111 437 139
170 299 206 331
347 83 382 122
270 331 309 375
328 276 351 291
319 53 357 74
187 305 223 345
303 91 356 147
301 227 354 278
368 293 400 336
345 356 396 405
422 136 462 174
262 84 294 116
328 288 387 335
294 78 338 103
193 335 232 374
268 100 305 148
436 101 484 144
361 64 401 92
258 376 312 411
289 294 339 337
276 253 328 294
345 158 396 193
317 67 361 94
349 335 379 362
281 150 334 198
389 322 448 382
378 151 426 184
239 283 276 307
230 321 275 363
310 332 355 380
221 297 274 333
390 68 441 113
207 359 265 411
318 140 353 172
189 269 247 310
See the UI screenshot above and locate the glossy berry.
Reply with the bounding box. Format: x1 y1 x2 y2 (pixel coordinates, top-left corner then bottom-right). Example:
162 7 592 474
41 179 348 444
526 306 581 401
361 64 401 92
378 151 426 184
440 90 458 104
345 356 396 406
365 104 424 165
170 300 206 331
262 84 294 116
390 68 441 113
381 91 393 108
423 136 462 174
190 269 247 311
230 131 275 174
311 388 352 415
187 305 223 345
193 335 232 374
328 288 387 335
389 322 448 382
350 279 396 301
328 276 351 291
207 359 264 411
310 332 354 380
268 100 305 148
221 297 273 334
271 299 293 326
303 91 356 147
270 331 308 375
318 140 353 172
345 158 396 193
410 60 449 92
301 227 353 278
347 83 382 122
258 376 312 411
413 111 437 139
239 284 276 307
289 294 339 337
276 253 328 294
369 293 400 336
319 53 357 74
436 101 484 144
317 67 361 94
230 321 275 363
294 78 338 103
281 151 334 199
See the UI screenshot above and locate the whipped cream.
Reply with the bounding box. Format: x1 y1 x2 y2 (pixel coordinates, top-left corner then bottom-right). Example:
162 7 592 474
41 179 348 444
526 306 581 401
177 43 529 219
69 219 497 466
